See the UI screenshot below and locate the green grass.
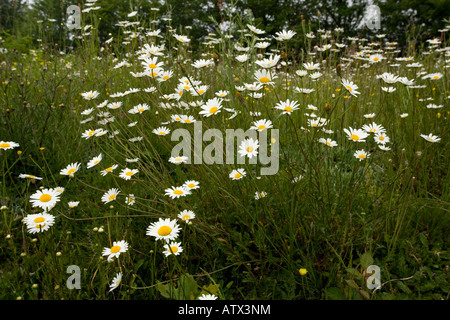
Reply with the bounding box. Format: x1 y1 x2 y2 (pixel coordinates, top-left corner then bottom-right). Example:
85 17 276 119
0 11 449 300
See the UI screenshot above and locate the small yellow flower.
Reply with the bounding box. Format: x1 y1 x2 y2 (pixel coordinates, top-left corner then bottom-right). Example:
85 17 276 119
437 113 441 118
17 150 22 155
39 147 45 151
299 268 308 276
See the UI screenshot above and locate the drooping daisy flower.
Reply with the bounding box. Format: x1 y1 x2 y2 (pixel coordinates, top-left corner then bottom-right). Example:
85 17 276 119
29 188 60 211
275 30 297 41
344 127 369 142
400 113 408 118
177 210 196 224
199 98 223 117
153 126 170 136
0 141 19 150
18 174 43 180
164 186 191 199
275 99 300 115
364 113 376 119
146 218 181 242
254 191 267 200
60 162 81 177
68 201 80 208
229 169 246 180
87 154 103 169
173 34 191 43
354 150 369 161
183 180 200 190
169 156 189 164
100 164 118 176
109 272 122 292
119 168 138 180
162 242 183 257
255 54 280 68
303 62 320 70
128 103 150 114
420 133 441 143
382 87 396 93
102 240 129 262
341 79 360 96
318 138 338 147
250 119 273 132
362 122 386 134
198 294 218 300
238 138 259 159
24 212 55 233
101 188 120 204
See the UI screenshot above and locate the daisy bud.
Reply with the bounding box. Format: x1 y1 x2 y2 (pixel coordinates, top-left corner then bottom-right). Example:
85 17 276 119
5 234 11 239
31 284 38 289
20 252 26 257
56 252 62 256
0 206 8 210
98 228 104 233
93 227 98 232
31 238 38 242
299 268 308 276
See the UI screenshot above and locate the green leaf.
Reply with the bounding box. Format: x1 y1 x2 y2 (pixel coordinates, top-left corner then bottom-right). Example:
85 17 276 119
358 289 371 300
345 279 360 289
360 252 374 270
346 267 363 278
419 233 429 248
326 287 346 300
396 281 412 294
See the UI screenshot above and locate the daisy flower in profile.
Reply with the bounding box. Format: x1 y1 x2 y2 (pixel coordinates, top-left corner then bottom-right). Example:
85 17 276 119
153 126 170 136
178 210 196 224
254 69 277 85
247 24 265 35
374 133 390 144
162 242 183 257
109 272 122 292
303 62 320 70
183 180 200 190
255 54 280 68
29 188 60 211
238 138 259 159
87 154 103 169
146 218 181 242
19 174 43 180
169 156 189 165
255 191 267 200
60 162 81 177
68 201 80 208
180 115 196 124
101 188 120 204
420 133 441 143
100 164 118 176
53 187 65 195
341 79 360 96
125 194 135 206
275 99 300 115
400 113 408 118
229 169 246 180
382 87 396 93
107 101 122 110
102 240 129 262
250 119 273 132
165 186 191 199
198 294 218 300
24 212 55 233
318 138 338 147
199 97 223 117
215 90 229 98
354 150 369 161
0 141 19 150
344 127 369 142
364 113 376 119
81 90 99 100
275 29 297 41
379 145 391 151
82 129 99 139
423 73 443 80
173 34 190 43
128 103 150 114
362 122 386 134
119 168 138 180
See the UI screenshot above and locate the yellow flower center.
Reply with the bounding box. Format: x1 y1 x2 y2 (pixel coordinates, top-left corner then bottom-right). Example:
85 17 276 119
39 194 52 202
359 154 366 159
36 223 46 228
346 86 352 91
109 194 116 201
182 215 190 220
0 143 10 148
198 90 205 94
149 63 157 69
326 142 331 146
173 190 184 195
351 134 360 141
105 167 113 172
246 146 254 152
175 158 182 162
188 183 195 188
159 132 166 135
234 173 242 179
258 125 266 130
379 136 385 141
88 130 96 136
163 76 169 80
34 217 45 223
373 57 379 61
110 246 121 253
284 106 292 112
185 119 191 123
139 108 144 112
158 226 172 236
433 76 439 79
170 246 178 253
260 77 270 83
68 168 76 174
125 171 134 176
209 107 218 114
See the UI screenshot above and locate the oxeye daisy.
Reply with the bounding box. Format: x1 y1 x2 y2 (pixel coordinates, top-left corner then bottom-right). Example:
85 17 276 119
53 187 65 195
341 79 360 96
0 141 19 150
18 174 43 180
60 162 81 177
101 188 120 204
119 168 138 180
128 103 150 114
229 169 246 180
275 99 300 115
109 272 122 292
81 90 99 100
100 164 118 176
153 126 170 136
180 115 196 124
107 102 122 109
125 194 135 206
169 156 189 164
420 133 441 143
68 201 80 208
29 188 60 211
198 294 218 300
238 138 259 159
344 127 369 142
102 240 129 262
362 122 386 134
400 113 408 118
162 242 183 257
87 154 103 169
177 210 196 224
165 186 191 199
215 90 229 98
364 113 376 119
24 212 55 233
254 69 277 85
199 97 223 117
374 133 390 144
354 150 369 161
254 191 267 200
250 119 273 131
82 129 99 139
318 138 338 147
146 218 180 242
